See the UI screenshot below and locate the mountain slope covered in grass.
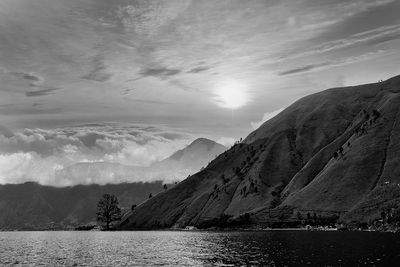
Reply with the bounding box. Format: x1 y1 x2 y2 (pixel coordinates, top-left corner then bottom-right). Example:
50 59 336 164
119 75 400 229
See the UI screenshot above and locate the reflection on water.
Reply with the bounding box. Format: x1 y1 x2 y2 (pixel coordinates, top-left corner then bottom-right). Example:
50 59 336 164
0 230 399 266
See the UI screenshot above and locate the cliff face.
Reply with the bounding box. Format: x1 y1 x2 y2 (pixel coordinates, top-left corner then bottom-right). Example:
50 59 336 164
119 75 400 229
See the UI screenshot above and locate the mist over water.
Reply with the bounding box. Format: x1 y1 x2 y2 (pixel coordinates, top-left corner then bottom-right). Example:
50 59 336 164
1 231 399 266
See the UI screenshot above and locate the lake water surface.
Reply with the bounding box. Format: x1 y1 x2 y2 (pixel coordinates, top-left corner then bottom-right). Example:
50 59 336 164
0 230 399 266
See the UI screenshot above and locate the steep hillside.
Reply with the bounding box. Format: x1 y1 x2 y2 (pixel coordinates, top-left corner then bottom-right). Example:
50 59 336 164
119 75 400 229
0 181 172 230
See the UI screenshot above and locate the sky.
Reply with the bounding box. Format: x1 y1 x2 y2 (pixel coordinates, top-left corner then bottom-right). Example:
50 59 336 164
1 0 400 185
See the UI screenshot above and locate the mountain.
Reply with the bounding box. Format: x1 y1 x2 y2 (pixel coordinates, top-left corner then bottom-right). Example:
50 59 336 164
0 181 172 230
152 138 227 170
55 138 227 184
119 74 400 229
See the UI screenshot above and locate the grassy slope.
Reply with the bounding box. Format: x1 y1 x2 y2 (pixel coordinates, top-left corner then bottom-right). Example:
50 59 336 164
119 75 400 229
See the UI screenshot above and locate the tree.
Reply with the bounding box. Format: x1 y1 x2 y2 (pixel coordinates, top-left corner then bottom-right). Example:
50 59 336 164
96 194 122 230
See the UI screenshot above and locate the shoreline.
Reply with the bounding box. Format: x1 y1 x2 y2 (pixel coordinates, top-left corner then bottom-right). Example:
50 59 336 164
0 228 399 234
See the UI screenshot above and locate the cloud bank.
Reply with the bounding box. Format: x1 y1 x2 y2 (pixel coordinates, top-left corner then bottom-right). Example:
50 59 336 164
0 123 193 186
251 108 285 130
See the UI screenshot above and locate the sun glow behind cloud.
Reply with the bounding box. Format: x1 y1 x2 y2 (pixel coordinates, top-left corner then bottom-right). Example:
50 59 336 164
213 79 250 109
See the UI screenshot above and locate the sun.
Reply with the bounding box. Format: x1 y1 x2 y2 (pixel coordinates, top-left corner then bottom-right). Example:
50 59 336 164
213 79 249 109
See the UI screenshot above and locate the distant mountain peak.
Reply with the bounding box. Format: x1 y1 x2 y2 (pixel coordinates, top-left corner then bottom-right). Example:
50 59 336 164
168 138 226 161
160 138 227 169
188 138 226 150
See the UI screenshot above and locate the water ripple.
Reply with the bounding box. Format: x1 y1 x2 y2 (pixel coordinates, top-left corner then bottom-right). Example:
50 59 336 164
0 231 399 266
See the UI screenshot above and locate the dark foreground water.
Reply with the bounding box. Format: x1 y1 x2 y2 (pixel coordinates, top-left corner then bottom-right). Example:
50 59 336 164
0 230 399 266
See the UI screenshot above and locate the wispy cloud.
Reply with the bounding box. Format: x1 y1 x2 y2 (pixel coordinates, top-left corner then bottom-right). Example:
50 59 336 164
25 87 60 97
10 72 42 82
216 137 235 147
81 55 113 82
115 1 190 36
367 33 400 45
277 24 400 63
279 64 328 76
251 108 285 129
187 66 210 73
141 67 181 78
278 50 391 76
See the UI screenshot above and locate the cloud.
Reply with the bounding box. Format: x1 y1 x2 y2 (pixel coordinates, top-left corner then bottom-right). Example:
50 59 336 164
25 87 60 97
0 125 13 138
122 88 136 95
278 50 390 76
155 132 188 140
140 67 181 78
251 108 284 129
0 152 63 185
0 123 195 186
115 0 190 36
10 71 42 82
81 55 113 82
279 24 400 63
168 79 196 92
367 33 400 45
216 137 235 148
187 66 210 73
279 64 328 76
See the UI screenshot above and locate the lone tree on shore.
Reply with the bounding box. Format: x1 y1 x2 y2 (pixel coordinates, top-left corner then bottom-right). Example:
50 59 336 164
96 194 122 230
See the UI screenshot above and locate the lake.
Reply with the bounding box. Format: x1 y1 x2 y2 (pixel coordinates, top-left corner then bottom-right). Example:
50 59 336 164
0 230 399 266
